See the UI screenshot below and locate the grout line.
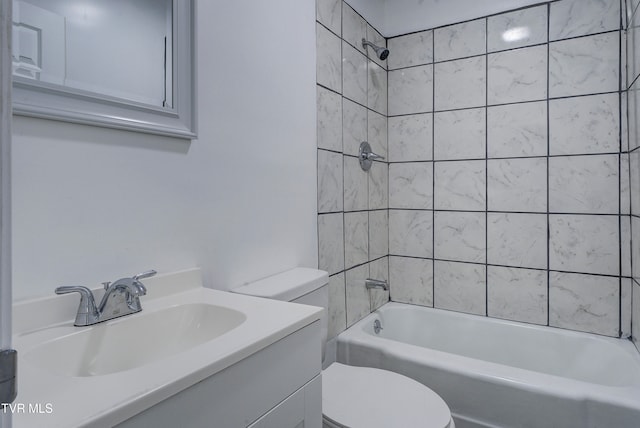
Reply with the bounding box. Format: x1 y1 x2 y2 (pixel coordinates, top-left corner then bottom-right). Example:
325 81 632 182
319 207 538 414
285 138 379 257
386 152 622 163
546 1 551 328
619 20 624 338
432 29 436 309
340 2 348 331
385 254 625 278
485 16 489 318
385 0 559 41
386 90 621 117
388 29 621 72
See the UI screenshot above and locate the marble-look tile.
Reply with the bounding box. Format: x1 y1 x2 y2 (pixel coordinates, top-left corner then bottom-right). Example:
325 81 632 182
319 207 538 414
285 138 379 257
434 56 486 110
434 19 486 62
549 33 619 98
487 157 547 212
369 161 388 210
631 151 640 215
634 217 640 283
369 257 390 310
317 0 341 36
389 163 433 209
368 110 388 160
549 215 619 275
488 266 547 325
629 19 640 90
549 94 619 155
343 98 367 156
434 108 486 160
388 114 433 162
622 216 632 277
630 83 640 151
388 30 433 70
434 260 486 316
367 25 388 69
318 213 344 275
488 45 547 105
342 2 367 54
488 5 548 52
369 210 389 261
346 264 370 327
434 211 486 263
549 271 619 337
389 256 433 306
389 65 433 115
343 41 368 106
328 272 346 339
633 281 640 350
487 213 547 269
622 91 628 152
621 154 630 215
435 160 486 210
487 101 547 158
549 154 618 214
633 217 640 283
318 150 343 213
622 30 628 92
622 278 632 338
550 0 620 41
389 209 433 258
344 155 368 212
628 1 637 28
368 60 387 115
345 211 369 269
317 23 342 92
317 86 342 152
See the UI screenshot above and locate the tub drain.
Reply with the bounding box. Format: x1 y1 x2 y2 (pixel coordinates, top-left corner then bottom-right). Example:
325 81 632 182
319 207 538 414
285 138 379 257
373 319 383 334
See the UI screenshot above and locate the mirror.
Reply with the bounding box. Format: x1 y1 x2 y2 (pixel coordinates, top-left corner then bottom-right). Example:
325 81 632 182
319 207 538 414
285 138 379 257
11 0 195 138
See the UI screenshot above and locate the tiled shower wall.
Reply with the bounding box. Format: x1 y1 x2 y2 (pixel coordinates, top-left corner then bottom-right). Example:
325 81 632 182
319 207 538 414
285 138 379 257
316 0 390 338
388 0 631 338
318 0 639 343
627 0 640 351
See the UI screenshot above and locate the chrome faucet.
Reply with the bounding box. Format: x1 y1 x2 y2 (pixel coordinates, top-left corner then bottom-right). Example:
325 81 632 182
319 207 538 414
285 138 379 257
365 278 388 291
55 270 157 326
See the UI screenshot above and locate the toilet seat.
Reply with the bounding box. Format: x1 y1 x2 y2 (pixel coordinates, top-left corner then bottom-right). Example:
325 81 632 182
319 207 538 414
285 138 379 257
322 363 454 428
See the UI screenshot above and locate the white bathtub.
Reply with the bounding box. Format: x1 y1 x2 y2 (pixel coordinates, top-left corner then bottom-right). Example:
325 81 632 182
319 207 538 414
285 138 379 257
336 302 640 428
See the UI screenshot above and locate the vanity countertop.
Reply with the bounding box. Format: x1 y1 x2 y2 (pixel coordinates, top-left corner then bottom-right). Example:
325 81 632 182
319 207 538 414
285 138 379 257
11 268 322 428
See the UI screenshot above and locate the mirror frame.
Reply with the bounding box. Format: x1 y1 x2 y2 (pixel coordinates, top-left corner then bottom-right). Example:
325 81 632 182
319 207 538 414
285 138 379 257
11 0 196 139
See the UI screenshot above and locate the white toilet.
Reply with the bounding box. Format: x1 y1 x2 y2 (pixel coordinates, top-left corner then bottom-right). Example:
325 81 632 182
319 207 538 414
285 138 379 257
234 267 455 428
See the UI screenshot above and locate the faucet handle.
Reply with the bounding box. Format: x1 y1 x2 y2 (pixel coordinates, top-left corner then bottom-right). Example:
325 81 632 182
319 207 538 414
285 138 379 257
54 286 99 326
133 270 157 281
55 285 93 297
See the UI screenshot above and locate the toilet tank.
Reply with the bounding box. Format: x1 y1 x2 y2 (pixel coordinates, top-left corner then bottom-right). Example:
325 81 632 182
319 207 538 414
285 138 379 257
233 268 329 356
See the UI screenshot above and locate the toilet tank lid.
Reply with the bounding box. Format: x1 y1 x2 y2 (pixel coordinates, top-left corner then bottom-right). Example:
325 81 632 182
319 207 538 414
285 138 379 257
233 268 329 301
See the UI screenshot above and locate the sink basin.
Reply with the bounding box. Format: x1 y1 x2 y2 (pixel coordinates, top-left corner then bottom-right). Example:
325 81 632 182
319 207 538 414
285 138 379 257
24 303 246 377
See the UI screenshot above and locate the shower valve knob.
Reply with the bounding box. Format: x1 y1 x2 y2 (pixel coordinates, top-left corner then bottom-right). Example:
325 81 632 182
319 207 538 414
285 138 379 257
359 141 384 171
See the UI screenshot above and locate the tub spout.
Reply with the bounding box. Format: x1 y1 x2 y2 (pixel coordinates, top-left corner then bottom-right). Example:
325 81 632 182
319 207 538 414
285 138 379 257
365 278 388 291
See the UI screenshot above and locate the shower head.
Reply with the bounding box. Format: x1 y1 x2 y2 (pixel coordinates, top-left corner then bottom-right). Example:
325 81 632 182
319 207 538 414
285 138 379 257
362 38 389 61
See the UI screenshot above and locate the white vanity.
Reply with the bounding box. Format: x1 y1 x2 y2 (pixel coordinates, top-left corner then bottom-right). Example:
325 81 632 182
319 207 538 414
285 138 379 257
12 269 322 427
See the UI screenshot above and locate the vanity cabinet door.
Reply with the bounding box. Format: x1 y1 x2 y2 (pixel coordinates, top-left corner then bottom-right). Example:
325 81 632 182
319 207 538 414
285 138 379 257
248 375 321 428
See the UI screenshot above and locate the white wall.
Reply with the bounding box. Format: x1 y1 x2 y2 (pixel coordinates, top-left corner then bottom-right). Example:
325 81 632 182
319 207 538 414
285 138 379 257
11 0 318 300
347 0 545 36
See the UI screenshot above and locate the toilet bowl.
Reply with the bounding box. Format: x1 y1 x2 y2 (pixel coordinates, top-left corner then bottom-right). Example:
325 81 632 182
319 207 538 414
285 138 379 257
323 363 454 428
233 268 454 428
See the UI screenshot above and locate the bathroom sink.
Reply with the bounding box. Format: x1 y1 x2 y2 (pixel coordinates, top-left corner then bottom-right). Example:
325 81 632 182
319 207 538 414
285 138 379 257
23 303 247 376
12 268 322 428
